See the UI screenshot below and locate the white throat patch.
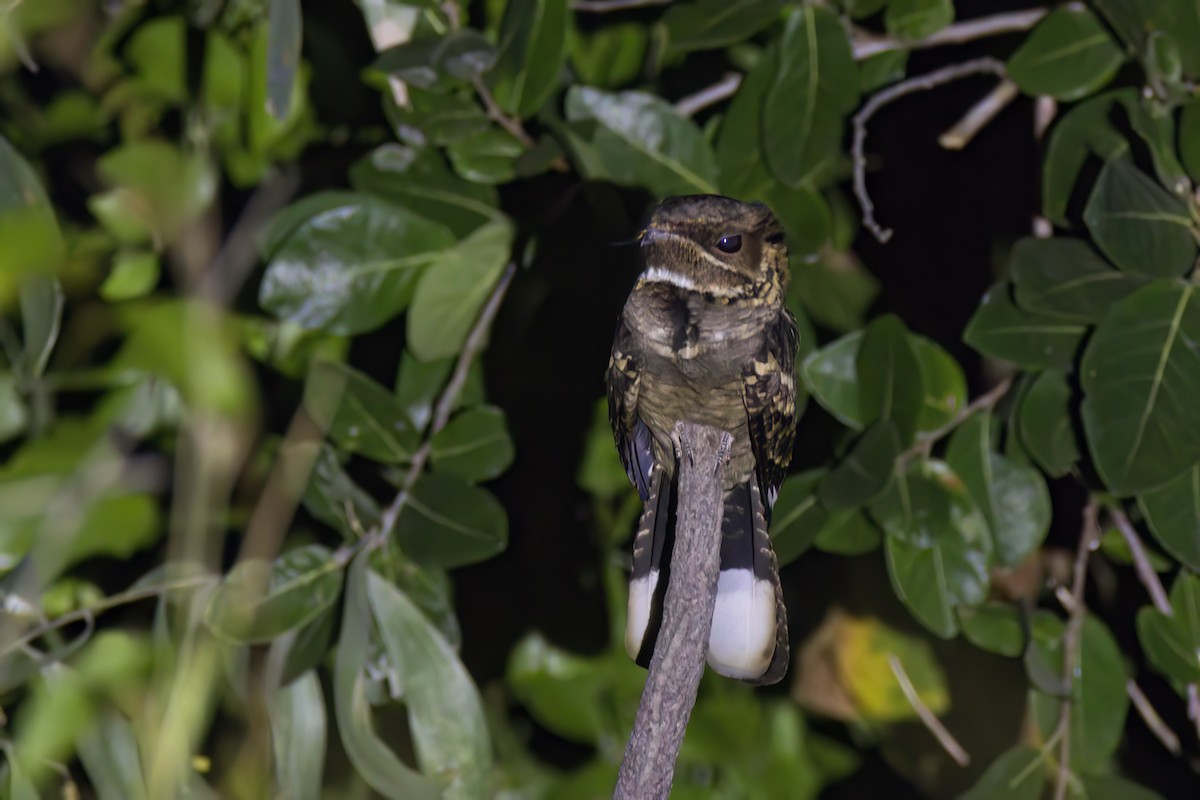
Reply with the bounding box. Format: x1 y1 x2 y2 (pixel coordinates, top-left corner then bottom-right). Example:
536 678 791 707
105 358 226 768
639 266 696 291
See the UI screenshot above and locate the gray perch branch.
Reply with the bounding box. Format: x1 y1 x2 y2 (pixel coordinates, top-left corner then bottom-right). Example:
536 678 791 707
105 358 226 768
614 421 731 799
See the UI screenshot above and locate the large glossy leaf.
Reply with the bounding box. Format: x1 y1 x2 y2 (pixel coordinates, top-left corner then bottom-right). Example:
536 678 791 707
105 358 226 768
801 331 865 429
946 413 1051 567
663 0 781 55
491 0 568 118
1018 369 1079 478
430 406 514 483
814 508 882 555
964 283 1086 371
334 554 439 800
1007 7 1123 101
568 23 647 89
1083 157 1198 278
269 670 325 800
367 569 491 798
1010 236 1147 324
1041 91 1131 225
790 248 881 334
304 361 419 464
715 39 777 198
872 460 992 638
770 469 827 566
562 87 719 196
762 6 859 187
260 195 455 334
446 129 523 185
1030 615 1128 773
1182 99 1200 184
958 603 1025 658
396 472 507 568
1081 282 1200 496
407 220 512 361
1137 573 1200 684
911 334 966 435
204 544 344 643
959 745 1044 800
300 442 382 537
857 315 922 445
0 135 66 299
885 0 953 40
1139 464 1200 570
819 421 900 510
19 276 63 379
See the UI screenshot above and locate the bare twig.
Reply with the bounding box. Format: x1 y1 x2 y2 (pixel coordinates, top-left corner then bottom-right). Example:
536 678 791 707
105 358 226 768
1053 498 1101 800
1126 679 1182 756
888 653 970 767
373 262 517 545
614 422 730 799
571 0 670 11
471 76 536 149
939 78 1020 150
853 58 1007 243
674 73 744 117
1109 508 1172 614
900 375 1013 462
851 8 1053 60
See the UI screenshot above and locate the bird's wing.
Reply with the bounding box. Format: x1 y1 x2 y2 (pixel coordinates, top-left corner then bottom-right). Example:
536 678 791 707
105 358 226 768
607 317 654 501
741 308 799 511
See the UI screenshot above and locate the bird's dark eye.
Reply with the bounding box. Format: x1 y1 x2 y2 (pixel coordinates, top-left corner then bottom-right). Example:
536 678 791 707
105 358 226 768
716 235 742 253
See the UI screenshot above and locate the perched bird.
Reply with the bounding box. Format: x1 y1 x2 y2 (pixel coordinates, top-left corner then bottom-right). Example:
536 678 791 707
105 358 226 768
606 195 799 685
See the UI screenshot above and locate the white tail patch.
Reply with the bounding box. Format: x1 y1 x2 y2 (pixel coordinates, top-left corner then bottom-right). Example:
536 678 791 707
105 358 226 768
625 569 660 660
706 568 776 680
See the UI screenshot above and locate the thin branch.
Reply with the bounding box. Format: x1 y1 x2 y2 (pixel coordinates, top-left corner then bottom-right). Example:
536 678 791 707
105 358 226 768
674 73 744 117
851 8 1053 60
372 262 517 545
1108 508 1172 615
614 422 730 799
571 0 669 12
1126 679 1182 756
1053 498 1101 800
939 78 1020 150
853 58 1007 243
899 375 1013 463
887 653 970 767
471 76 535 149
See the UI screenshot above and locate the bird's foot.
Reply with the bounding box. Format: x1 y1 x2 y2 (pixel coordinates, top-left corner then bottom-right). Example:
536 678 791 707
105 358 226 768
672 421 694 467
714 432 733 474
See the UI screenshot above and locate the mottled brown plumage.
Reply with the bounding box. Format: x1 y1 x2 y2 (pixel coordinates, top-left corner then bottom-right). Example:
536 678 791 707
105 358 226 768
606 195 799 685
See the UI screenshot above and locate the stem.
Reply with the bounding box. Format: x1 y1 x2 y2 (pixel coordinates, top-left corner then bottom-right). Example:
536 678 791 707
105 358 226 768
899 375 1013 463
471 76 535 149
674 73 744 117
851 8 1053 60
1108 508 1171 615
939 78 1020 151
853 58 1007 243
888 654 970 766
1126 679 1182 756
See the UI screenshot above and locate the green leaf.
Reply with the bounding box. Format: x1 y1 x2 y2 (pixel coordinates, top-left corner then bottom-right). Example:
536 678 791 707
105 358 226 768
0 135 65 301
0 374 28 443
959 745 1044 800
204 544 344 643
771 469 829 565
92 140 216 246
446 128 523 184
1010 236 1147 324
857 314 922 445
964 282 1086 371
885 0 953 40
1007 7 1123 101
433 29 499 83
1041 91 1132 226
269 671 326 800
300 443 382 537
762 183 830 259
367 568 492 797
350 144 500 238
801 330 865 429
791 248 881 332
266 0 302 119
334 554 439 800
1139 464 1200 570
814 508 882 555
397 472 508 568
663 0 782 56
491 0 568 118
260 194 456 335
568 23 647 89
100 250 160 302
1018 369 1079 478
577 398 632 499
562 87 719 196
304 361 419 464
19 275 62 379
1080 776 1164 800
407 219 512 361
1136 573 1200 684
873 460 992 638
76 711 149 800
819 421 900 510
958 603 1025 658
911 334 966 436
1083 157 1198 278
430 406 514 482
382 87 492 147
1098 526 1174 572
946 413 1051 567
762 7 859 187
1182 99 1200 184
1081 282 1200 496
715 40 777 198
1030 615 1129 772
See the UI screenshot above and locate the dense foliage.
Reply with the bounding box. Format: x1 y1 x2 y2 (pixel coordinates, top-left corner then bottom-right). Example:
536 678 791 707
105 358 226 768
1 0 1198 797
